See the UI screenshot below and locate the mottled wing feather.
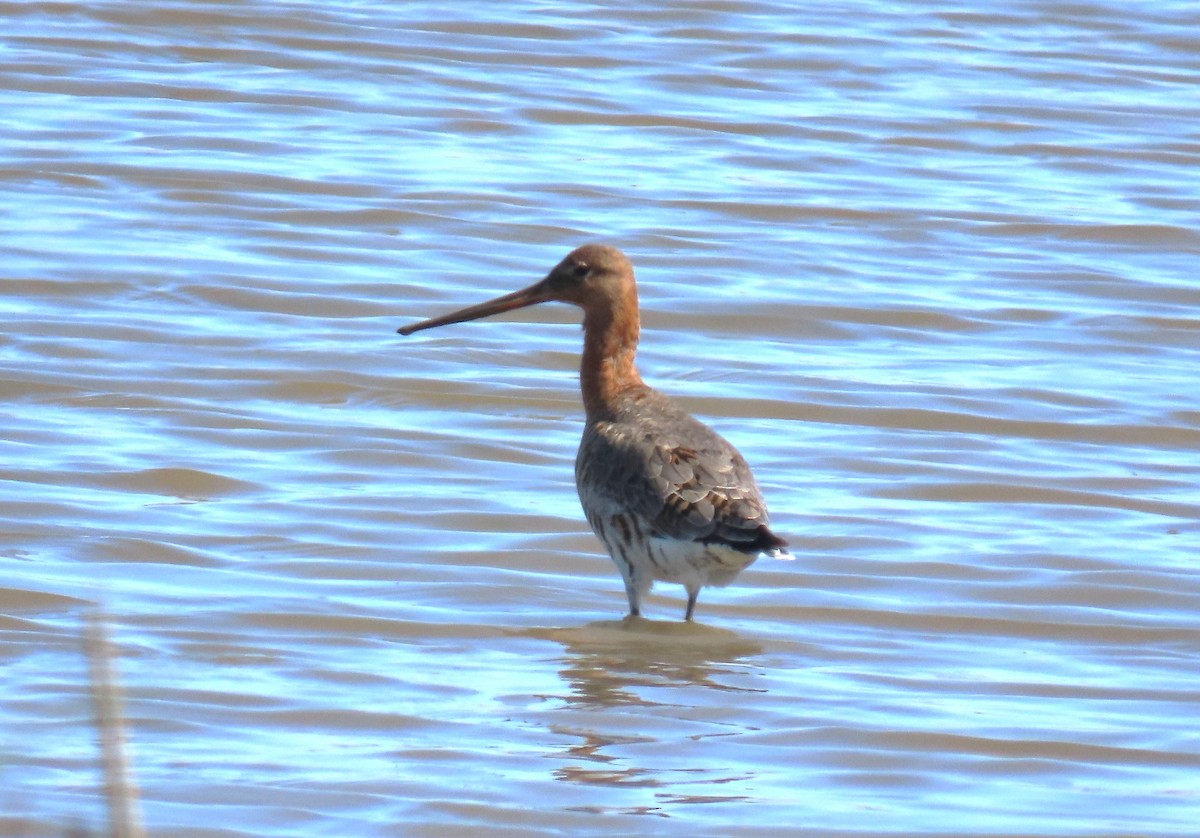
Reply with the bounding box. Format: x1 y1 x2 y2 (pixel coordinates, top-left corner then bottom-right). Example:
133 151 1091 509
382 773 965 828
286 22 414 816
576 391 780 552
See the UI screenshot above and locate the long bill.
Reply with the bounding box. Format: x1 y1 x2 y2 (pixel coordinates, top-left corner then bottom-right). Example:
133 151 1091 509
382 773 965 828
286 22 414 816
397 279 553 336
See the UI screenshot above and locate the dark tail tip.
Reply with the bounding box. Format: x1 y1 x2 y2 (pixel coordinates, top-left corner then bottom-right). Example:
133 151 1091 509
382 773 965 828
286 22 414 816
702 525 788 554
755 526 788 552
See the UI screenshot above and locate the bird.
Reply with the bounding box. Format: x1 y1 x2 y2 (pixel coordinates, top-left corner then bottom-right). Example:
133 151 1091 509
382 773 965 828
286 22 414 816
398 244 789 621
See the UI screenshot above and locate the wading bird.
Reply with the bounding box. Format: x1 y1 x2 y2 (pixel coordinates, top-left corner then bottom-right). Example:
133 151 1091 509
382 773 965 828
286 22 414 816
398 244 788 620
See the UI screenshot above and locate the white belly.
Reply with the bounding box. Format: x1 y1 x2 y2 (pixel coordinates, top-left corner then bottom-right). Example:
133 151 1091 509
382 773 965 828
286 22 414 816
587 510 757 600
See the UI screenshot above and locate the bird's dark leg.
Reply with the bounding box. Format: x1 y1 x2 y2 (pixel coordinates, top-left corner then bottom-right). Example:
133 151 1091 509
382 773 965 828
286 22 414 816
623 579 641 618
684 587 699 622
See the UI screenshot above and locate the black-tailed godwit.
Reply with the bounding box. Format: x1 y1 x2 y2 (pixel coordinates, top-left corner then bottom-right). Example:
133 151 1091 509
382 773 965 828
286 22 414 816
398 244 788 621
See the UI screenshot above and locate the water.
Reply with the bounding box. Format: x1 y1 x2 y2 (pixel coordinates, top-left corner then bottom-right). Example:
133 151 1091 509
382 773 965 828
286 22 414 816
2 1 1199 835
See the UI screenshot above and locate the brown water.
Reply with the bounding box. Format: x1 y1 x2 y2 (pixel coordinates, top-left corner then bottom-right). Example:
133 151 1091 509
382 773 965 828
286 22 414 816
3 1 1199 835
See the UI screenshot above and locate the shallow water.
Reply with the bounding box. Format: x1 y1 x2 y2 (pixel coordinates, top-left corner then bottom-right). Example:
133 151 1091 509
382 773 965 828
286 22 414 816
2 1 1199 835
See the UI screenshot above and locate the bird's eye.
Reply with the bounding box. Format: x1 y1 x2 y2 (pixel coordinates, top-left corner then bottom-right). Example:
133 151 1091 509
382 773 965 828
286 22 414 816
572 262 589 278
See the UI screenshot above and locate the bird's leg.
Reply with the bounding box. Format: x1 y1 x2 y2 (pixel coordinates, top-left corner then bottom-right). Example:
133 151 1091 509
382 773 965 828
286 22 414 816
623 578 641 618
684 586 699 622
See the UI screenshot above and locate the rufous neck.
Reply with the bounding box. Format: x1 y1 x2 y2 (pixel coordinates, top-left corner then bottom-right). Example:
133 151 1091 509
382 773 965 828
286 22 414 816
580 303 643 419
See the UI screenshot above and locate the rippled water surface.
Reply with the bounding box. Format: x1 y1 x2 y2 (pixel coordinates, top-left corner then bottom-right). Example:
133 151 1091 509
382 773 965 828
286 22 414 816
3 1 1199 835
